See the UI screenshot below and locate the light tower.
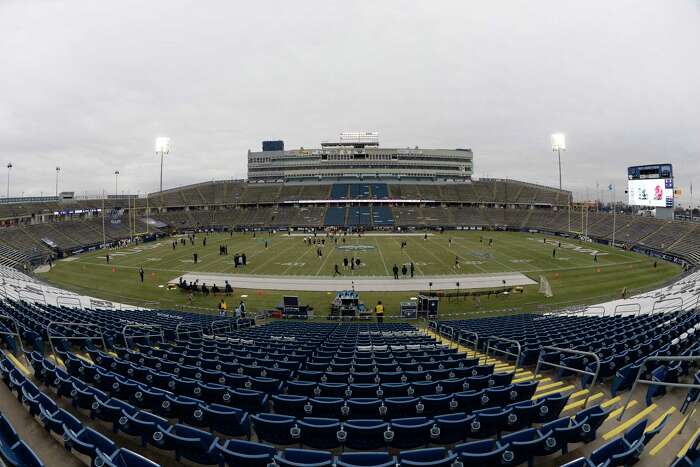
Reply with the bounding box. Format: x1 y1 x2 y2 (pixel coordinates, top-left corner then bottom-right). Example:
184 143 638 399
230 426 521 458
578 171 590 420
55 166 61 197
155 137 171 192
6 162 12 198
114 170 120 197
551 133 566 190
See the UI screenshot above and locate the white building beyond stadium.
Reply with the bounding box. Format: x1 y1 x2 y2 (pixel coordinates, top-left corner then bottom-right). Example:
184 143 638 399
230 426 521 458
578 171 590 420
247 132 474 183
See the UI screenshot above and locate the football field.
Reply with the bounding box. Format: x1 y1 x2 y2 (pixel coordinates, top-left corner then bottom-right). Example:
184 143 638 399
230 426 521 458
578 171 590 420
39 231 682 318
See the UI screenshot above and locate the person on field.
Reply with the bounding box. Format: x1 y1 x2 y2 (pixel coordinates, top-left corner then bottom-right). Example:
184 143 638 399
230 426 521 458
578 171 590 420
410 262 415 278
218 299 227 317
552 249 556 258
375 301 384 323
401 264 407 277
105 254 110 263
392 264 399 279
334 264 341 276
193 253 198 264
343 257 349 270
139 266 144 283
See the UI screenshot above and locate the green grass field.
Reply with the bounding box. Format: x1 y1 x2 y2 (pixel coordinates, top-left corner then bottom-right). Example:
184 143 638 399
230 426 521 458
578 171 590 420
39 231 681 319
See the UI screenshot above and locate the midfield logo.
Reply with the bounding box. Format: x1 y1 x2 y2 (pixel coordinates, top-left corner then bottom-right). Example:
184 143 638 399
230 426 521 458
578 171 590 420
336 245 377 251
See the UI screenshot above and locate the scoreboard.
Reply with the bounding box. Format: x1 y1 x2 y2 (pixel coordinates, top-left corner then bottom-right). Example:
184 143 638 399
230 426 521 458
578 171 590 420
627 164 674 208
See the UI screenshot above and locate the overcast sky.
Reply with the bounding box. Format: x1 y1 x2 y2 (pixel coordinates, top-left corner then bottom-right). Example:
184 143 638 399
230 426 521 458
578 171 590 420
1 0 698 203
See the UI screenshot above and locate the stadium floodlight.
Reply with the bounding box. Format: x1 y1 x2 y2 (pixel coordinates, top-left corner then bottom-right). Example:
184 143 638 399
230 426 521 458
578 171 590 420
6 162 12 199
114 170 120 197
55 166 61 197
551 133 566 190
155 137 171 192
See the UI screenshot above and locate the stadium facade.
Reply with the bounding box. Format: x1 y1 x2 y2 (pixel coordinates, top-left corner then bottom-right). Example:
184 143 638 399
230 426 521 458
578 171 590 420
247 132 473 183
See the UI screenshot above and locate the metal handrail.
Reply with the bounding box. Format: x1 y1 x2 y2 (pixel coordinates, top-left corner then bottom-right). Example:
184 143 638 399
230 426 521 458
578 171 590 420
0 314 24 354
46 321 107 359
175 322 203 341
616 354 700 434
210 319 235 336
651 297 684 316
122 324 164 350
458 330 480 358
584 305 607 317
18 288 47 306
534 345 601 409
438 325 456 349
56 295 83 310
485 336 521 371
613 302 642 317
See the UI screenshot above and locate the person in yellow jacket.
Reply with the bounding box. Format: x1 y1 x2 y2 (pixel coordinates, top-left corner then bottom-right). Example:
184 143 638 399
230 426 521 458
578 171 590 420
218 299 228 317
375 301 384 324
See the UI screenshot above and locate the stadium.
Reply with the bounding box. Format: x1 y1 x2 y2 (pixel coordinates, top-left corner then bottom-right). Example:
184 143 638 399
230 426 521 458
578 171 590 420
1 2 699 467
0 132 698 467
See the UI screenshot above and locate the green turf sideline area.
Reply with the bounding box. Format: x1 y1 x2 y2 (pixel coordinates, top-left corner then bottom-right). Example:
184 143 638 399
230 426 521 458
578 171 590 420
38 231 681 318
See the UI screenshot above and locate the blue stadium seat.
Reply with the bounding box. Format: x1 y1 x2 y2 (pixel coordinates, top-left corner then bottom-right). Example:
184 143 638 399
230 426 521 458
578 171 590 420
308 397 344 418
297 417 342 450
201 403 249 437
589 419 649 466
252 413 299 445
348 398 383 419
273 448 334 467
273 394 309 418
389 417 435 449
419 394 453 416
508 399 543 431
158 424 219 464
534 392 570 423
336 452 397 467
39 406 82 436
400 447 458 467
217 439 277 467
671 429 700 467
454 439 509 466
118 409 171 447
63 425 118 462
2 439 45 467
469 406 512 438
559 404 612 448
342 419 392 450
90 396 137 431
433 412 472 445
94 448 161 467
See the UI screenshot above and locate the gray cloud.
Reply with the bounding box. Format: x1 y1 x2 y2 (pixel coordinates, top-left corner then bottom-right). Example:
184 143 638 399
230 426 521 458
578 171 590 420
1 0 698 203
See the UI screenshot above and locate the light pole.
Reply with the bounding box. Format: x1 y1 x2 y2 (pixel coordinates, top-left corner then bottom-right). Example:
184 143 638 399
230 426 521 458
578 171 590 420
155 137 171 192
6 162 12 199
551 133 566 190
55 166 61 197
114 170 120 197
